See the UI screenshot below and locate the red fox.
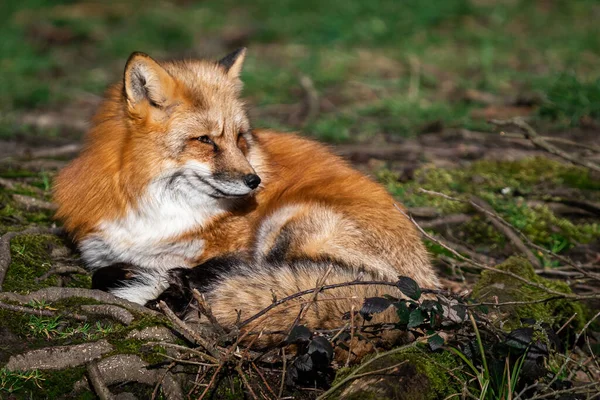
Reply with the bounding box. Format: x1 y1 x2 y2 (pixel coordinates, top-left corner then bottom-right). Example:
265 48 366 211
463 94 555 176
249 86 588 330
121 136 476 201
54 49 439 354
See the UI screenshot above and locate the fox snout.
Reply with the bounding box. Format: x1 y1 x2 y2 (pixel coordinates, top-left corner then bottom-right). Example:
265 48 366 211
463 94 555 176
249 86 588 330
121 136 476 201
243 173 261 189
207 170 261 197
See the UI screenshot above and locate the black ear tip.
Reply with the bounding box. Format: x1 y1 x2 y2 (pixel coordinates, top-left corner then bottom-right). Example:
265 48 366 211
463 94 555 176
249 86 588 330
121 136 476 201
218 47 247 71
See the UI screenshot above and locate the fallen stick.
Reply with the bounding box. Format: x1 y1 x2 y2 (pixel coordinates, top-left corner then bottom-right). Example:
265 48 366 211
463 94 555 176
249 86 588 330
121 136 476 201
469 195 541 268
490 117 600 173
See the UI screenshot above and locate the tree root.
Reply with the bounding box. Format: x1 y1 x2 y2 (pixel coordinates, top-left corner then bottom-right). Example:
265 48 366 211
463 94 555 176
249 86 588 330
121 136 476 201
87 360 116 400
0 300 88 321
12 194 57 212
0 287 161 318
35 265 89 282
74 355 183 400
80 304 134 325
5 340 113 371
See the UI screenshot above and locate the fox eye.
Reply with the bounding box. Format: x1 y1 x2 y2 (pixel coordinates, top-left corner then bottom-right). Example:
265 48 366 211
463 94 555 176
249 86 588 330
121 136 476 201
197 135 214 145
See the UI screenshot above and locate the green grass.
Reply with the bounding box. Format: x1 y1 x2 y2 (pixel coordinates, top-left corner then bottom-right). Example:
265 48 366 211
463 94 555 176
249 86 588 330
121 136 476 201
1 0 599 142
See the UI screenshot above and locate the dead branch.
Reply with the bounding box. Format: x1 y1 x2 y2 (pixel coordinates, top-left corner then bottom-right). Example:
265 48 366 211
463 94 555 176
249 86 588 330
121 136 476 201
469 195 541 268
548 198 600 217
27 143 82 159
158 300 221 360
251 362 277 399
192 288 227 336
87 361 116 400
5 340 113 371
490 117 600 173
435 237 498 266
419 189 600 281
144 341 218 364
407 206 442 219
80 304 134 325
236 365 259 400
498 131 600 153
395 204 599 300
418 214 471 229
0 227 63 291
35 265 88 282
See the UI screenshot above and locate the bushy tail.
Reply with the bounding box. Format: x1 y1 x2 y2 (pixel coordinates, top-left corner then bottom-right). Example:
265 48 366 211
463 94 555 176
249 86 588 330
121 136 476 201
181 256 412 360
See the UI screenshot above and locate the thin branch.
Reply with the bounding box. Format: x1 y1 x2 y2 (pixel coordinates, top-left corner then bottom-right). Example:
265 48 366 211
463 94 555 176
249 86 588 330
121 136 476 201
395 204 598 300
419 189 600 281
490 117 600 173
192 288 227 336
158 301 220 360
469 195 540 268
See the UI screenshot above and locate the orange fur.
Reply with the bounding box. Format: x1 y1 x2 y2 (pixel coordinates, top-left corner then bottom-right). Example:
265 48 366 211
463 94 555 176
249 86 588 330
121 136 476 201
54 50 439 360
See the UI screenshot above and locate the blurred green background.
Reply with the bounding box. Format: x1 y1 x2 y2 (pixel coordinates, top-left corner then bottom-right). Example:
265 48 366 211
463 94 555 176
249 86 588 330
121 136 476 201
1 0 599 143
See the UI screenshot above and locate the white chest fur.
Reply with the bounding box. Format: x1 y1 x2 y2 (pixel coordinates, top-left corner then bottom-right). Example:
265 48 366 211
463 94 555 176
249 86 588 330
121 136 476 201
80 178 227 272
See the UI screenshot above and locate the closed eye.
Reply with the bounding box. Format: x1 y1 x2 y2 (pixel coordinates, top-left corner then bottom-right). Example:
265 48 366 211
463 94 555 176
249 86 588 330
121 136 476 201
197 135 215 146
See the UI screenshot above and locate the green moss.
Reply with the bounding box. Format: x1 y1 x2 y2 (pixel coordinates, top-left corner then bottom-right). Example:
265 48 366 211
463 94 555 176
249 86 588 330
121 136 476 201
472 256 586 331
0 366 88 399
332 346 465 399
381 157 600 255
3 234 62 292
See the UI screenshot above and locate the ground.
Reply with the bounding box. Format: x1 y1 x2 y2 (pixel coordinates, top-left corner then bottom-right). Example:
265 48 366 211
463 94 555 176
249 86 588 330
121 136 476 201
0 0 599 399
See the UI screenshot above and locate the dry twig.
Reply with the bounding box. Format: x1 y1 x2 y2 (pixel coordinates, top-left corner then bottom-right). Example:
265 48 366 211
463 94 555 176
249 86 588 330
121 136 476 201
490 117 600 173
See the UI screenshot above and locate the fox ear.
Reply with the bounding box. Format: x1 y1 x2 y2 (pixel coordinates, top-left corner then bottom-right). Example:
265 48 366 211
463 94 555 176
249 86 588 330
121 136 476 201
218 47 246 79
123 52 174 107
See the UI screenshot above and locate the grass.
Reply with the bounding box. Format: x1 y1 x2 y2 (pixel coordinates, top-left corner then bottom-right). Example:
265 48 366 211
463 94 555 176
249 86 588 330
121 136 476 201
1 0 599 142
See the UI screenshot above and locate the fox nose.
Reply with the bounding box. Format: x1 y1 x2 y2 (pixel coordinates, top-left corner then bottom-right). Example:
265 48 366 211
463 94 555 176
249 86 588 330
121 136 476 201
243 174 261 189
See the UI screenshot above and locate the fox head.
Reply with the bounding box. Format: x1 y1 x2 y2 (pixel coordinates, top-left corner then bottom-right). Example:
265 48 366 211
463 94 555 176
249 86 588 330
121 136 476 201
54 49 266 239
120 48 261 199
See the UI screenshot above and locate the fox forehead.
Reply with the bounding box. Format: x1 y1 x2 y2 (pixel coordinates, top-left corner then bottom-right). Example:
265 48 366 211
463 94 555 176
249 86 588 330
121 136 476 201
169 106 249 138
159 61 249 137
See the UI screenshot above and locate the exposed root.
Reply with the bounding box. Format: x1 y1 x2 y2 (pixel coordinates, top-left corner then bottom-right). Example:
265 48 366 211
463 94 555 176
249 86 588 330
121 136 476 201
12 194 57 212
5 340 113 371
35 265 89 283
87 360 116 400
74 354 183 400
80 304 134 325
126 326 176 342
0 287 161 318
0 300 88 321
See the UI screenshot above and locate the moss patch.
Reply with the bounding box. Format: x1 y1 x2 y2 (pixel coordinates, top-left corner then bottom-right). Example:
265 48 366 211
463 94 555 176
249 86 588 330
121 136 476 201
331 347 464 400
381 157 600 259
472 256 586 331
3 234 62 292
